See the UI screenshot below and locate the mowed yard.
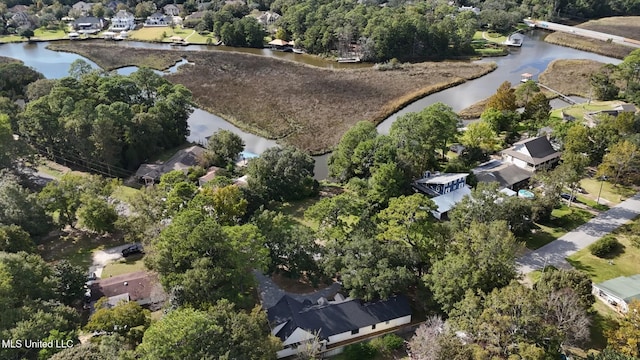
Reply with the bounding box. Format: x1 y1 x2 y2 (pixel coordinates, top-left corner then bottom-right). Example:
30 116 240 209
127 26 217 44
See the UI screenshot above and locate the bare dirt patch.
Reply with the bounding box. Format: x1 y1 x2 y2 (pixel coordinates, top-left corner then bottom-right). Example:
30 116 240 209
47 41 496 154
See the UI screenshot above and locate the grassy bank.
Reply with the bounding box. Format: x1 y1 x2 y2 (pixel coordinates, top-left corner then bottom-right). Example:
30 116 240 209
49 41 496 153
538 59 607 98
47 41 184 70
543 16 640 59
522 205 594 250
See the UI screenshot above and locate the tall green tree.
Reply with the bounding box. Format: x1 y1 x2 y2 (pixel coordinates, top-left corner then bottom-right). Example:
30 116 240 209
138 301 280 360
597 140 640 185
426 221 520 312
0 225 34 253
0 172 51 236
246 146 317 201
328 121 378 182
148 209 265 307
486 81 517 112
205 129 245 168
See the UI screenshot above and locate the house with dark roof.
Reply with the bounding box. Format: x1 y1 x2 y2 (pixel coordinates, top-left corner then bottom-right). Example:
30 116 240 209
88 271 167 310
135 145 205 184
267 294 412 358
593 274 640 313
72 16 104 33
502 136 560 171
473 160 533 190
145 12 171 26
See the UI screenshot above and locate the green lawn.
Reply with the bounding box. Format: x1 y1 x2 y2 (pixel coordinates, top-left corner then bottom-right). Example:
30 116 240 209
38 231 126 268
576 194 610 211
272 197 320 229
549 100 626 123
589 301 620 350
523 205 594 250
111 185 140 203
567 218 640 283
580 178 636 205
0 34 25 43
33 27 67 40
472 31 508 43
101 254 146 278
127 27 217 44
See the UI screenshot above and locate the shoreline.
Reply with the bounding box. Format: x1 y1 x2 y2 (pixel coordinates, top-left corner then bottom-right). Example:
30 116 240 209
45 40 497 154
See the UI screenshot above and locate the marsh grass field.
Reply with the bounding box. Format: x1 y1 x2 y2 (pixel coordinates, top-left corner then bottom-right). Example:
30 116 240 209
49 41 496 153
538 59 608 98
544 16 640 59
458 58 607 119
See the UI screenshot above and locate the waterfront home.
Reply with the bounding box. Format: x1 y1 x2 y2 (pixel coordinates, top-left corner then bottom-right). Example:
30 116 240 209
268 38 292 51
145 12 171 26
72 16 104 33
593 274 640 313
9 12 32 29
163 4 180 16
257 11 281 25
413 172 471 220
135 145 205 184
268 294 412 358
502 136 560 171
109 10 136 31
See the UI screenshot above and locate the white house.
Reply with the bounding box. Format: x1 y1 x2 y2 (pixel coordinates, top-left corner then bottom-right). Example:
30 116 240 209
109 10 135 31
502 136 560 171
267 294 412 358
145 12 171 26
458 6 480 15
593 274 640 313
412 172 471 220
163 4 180 16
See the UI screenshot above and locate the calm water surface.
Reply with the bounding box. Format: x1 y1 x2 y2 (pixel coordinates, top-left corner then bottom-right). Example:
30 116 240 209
0 31 622 179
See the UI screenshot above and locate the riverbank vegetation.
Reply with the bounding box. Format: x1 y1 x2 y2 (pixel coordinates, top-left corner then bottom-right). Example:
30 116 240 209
18 62 194 176
47 41 185 70
538 59 608 98
544 16 640 59
48 41 495 153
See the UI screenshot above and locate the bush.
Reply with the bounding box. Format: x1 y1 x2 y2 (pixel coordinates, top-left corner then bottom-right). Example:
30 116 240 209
342 342 377 360
630 235 640 249
588 236 621 258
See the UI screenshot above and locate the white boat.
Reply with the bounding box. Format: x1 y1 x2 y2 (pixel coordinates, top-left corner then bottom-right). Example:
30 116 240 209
292 48 304 54
337 57 361 63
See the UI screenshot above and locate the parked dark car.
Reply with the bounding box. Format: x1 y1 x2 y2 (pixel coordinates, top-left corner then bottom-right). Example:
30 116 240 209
560 193 577 202
122 244 144 257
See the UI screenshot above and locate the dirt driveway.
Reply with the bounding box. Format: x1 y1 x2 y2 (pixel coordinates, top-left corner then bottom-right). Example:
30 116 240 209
90 243 139 278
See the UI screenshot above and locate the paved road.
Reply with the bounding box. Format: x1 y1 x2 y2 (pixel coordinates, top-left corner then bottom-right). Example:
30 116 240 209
526 19 640 48
517 193 640 274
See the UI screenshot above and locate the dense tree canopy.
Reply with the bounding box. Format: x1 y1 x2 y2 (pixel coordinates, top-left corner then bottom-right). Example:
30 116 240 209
148 209 267 308
137 301 280 360
18 65 193 175
246 145 317 202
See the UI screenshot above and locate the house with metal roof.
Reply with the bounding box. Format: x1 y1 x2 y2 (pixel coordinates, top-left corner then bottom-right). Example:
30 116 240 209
592 274 640 313
267 294 412 358
412 172 470 220
502 136 561 171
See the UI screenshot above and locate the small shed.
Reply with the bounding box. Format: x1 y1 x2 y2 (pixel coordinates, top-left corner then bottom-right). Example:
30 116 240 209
520 73 533 83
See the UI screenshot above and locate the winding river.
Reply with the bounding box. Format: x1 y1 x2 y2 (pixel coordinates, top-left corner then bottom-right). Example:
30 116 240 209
0 30 622 179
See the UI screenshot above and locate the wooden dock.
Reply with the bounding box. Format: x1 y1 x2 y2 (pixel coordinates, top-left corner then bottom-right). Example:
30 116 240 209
537 83 577 104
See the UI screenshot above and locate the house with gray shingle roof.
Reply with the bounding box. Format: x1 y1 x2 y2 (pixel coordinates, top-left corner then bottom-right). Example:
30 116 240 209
502 136 561 171
267 294 412 358
593 274 640 313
